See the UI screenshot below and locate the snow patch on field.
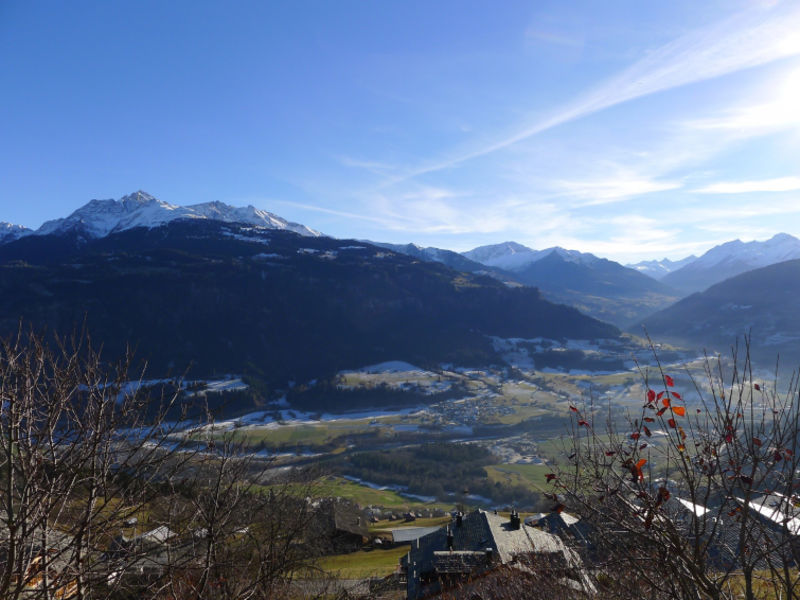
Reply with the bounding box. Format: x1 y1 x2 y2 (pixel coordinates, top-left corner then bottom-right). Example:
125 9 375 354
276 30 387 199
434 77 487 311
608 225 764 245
343 360 424 374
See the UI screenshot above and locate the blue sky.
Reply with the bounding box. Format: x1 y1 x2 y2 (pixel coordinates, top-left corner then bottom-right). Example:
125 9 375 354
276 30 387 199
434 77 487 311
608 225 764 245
1 0 799 262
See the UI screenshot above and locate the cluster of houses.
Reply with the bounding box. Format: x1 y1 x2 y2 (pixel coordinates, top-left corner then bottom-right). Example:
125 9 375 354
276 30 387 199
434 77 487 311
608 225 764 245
393 489 800 599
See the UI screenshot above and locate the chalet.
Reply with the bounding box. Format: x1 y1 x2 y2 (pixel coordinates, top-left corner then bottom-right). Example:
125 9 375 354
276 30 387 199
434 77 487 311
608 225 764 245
401 509 594 599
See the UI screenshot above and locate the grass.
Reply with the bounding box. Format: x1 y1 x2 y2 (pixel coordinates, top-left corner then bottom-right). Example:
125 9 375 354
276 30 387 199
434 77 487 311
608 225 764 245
311 476 451 510
316 546 409 579
369 516 451 533
232 422 368 447
485 463 553 492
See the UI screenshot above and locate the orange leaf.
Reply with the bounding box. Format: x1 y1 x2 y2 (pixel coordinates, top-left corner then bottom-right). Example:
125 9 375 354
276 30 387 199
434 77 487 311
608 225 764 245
662 397 671 407
672 406 686 417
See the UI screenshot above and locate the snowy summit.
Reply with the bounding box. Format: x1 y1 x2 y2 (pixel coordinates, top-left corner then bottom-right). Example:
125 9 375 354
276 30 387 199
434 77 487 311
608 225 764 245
33 191 322 239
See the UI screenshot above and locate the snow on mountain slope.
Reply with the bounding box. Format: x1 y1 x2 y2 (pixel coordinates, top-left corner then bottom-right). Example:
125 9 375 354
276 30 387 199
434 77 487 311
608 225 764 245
627 255 697 280
688 233 800 270
0 222 31 243
662 233 800 293
462 242 598 272
34 191 321 239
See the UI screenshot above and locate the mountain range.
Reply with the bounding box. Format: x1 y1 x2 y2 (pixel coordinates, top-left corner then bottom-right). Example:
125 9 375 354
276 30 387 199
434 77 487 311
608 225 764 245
9 191 321 240
4 191 800 371
459 242 680 326
635 258 800 367
0 193 618 388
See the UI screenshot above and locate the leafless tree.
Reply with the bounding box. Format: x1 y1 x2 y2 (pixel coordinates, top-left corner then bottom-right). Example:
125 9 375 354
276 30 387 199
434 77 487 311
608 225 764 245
553 339 800 600
0 327 330 600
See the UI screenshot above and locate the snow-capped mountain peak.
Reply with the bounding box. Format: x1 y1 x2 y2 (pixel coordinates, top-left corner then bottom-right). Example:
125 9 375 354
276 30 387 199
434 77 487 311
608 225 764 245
32 191 321 239
0 221 32 243
462 242 598 272
627 255 698 280
690 233 800 270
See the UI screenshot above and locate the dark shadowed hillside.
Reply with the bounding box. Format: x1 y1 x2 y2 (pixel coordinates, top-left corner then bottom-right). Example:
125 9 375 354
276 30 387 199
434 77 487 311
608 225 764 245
512 251 681 327
0 220 619 387
634 259 800 367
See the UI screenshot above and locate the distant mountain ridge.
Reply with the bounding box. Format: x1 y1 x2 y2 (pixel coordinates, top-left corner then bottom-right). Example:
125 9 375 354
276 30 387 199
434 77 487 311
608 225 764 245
634 258 800 367
370 242 520 285
661 233 800 293
0 222 31 243
461 242 679 326
6 191 321 241
627 255 697 280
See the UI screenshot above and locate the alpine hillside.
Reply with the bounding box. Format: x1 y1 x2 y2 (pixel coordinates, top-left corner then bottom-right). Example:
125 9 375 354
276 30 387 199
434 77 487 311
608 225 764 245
660 233 800 293
634 258 800 367
0 193 619 395
463 242 680 326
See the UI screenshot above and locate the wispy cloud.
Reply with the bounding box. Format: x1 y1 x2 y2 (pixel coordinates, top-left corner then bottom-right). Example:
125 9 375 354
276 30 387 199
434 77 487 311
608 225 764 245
391 2 800 183
555 174 681 205
693 176 800 194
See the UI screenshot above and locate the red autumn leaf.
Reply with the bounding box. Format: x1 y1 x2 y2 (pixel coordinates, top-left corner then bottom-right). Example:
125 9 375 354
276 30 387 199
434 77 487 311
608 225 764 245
662 397 671 407
754 383 761 391
665 375 675 387
753 437 762 447
657 391 665 400
578 420 589 427
545 473 557 482
569 405 578 412
668 418 676 429
671 391 682 400
647 389 656 402
672 406 686 417
785 449 793 457
633 458 647 480
659 487 671 501
630 432 641 440
552 503 565 513
725 433 733 443
656 407 667 417
639 443 648 450
644 417 655 422
644 426 652 437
